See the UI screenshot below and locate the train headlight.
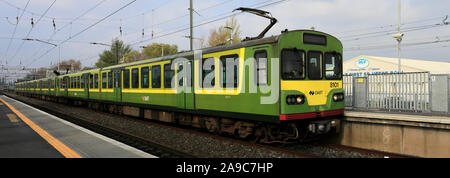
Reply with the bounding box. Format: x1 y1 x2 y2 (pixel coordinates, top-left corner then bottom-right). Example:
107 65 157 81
332 93 344 102
296 95 305 104
286 95 305 105
333 95 339 101
296 96 303 104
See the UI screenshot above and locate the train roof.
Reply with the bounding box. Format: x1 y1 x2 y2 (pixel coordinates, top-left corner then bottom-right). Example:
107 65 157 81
17 29 341 84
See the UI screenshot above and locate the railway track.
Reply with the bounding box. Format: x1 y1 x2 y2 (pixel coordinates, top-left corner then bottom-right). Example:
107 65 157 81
6 92 414 158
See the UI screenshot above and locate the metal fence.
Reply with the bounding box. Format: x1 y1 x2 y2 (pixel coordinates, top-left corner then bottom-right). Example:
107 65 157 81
343 75 353 108
367 72 430 112
343 72 449 115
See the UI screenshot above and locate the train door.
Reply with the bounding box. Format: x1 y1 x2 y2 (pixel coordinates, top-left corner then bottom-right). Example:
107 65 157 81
83 73 90 98
62 76 69 96
176 60 194 109
113 69 122 102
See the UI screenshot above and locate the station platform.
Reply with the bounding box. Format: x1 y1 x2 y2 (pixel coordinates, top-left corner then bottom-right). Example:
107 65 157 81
344 111 450 129
0 95 156 158
338 110 450 157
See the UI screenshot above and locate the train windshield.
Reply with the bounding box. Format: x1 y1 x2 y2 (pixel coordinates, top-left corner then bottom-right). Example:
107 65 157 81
281 49 304 80
308 51 322 80
324 53 342 80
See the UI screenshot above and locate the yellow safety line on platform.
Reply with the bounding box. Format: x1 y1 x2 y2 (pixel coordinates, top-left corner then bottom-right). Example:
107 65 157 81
0 97 82 158
6 114 20 123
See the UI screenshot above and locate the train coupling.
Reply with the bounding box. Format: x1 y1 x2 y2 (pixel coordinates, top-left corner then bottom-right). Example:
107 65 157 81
308 120 332 134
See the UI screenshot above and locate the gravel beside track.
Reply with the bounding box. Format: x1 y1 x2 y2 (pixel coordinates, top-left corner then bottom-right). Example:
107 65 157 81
7 93 410 158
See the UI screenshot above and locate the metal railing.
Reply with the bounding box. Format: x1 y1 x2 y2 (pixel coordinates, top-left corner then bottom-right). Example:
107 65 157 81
367 72 430 112
343 72 440 113
343 75 353 108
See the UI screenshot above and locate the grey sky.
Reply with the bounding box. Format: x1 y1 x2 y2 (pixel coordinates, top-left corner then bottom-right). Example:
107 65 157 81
0 0 449 69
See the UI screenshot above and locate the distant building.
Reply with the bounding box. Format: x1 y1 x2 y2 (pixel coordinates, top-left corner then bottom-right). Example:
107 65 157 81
344 55 450 76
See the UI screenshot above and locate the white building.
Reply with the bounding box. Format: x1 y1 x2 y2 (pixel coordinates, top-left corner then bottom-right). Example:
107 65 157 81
344 55 450 76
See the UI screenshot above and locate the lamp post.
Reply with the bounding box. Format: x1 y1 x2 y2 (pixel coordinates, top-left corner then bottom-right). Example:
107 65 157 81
393 0 403 73
22 38 60 71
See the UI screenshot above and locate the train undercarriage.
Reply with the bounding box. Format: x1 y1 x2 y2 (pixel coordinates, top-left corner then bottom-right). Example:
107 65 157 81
16 92 342 143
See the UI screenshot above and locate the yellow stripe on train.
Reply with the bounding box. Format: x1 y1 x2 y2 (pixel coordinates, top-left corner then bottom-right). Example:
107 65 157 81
281 80 342 106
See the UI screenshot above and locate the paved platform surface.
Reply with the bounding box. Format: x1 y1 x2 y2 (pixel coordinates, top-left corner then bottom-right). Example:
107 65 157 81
345 111 450 124
0 95 156 158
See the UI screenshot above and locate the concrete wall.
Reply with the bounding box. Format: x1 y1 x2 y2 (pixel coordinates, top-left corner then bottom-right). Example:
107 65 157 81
334 117 450 158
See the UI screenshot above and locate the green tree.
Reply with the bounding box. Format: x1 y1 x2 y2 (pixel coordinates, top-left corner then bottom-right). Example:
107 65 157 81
122 50 143 63
207 16 242 47
95 39 132 68
142 43 178 59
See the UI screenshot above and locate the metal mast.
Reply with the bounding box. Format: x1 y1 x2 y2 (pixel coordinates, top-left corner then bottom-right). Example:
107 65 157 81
189 0 193 51
397 0 402 72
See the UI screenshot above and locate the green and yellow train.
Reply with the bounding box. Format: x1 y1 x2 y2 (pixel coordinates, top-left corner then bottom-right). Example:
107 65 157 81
15 29 344 143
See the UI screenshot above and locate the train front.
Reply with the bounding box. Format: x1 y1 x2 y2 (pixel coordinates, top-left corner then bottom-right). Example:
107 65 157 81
278 30 344 138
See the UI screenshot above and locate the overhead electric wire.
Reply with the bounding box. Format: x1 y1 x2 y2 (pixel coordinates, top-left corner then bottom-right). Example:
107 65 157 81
28 0 137 66
344 38 450 51
335 16 445 35
8 0 57 65
121 0 176 20
25 0 108 67
341 22 449 41
1 0 30 65
124 0 273 41
129 0 287 46
118 0 238 41
0 0 53 19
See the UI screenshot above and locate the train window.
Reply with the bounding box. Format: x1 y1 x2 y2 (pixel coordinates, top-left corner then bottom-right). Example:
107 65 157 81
89 75 94 88
152 65 161 88
254 50 268 86
102 72 107 88
108 72 113 88
123 69 130 89
281 49 305 80
141 67 150 88
77 76 80 88
81 76 85 88
62 78 66 89
94 74 99 88
201 58 215 88
324 53 342 80
308 51 323 80
220 54 239 88
164 64 174 88
303 33 327 45
132 68 139 88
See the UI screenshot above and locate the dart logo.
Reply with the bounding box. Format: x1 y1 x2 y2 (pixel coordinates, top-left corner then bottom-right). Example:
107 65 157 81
309 90 324 95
